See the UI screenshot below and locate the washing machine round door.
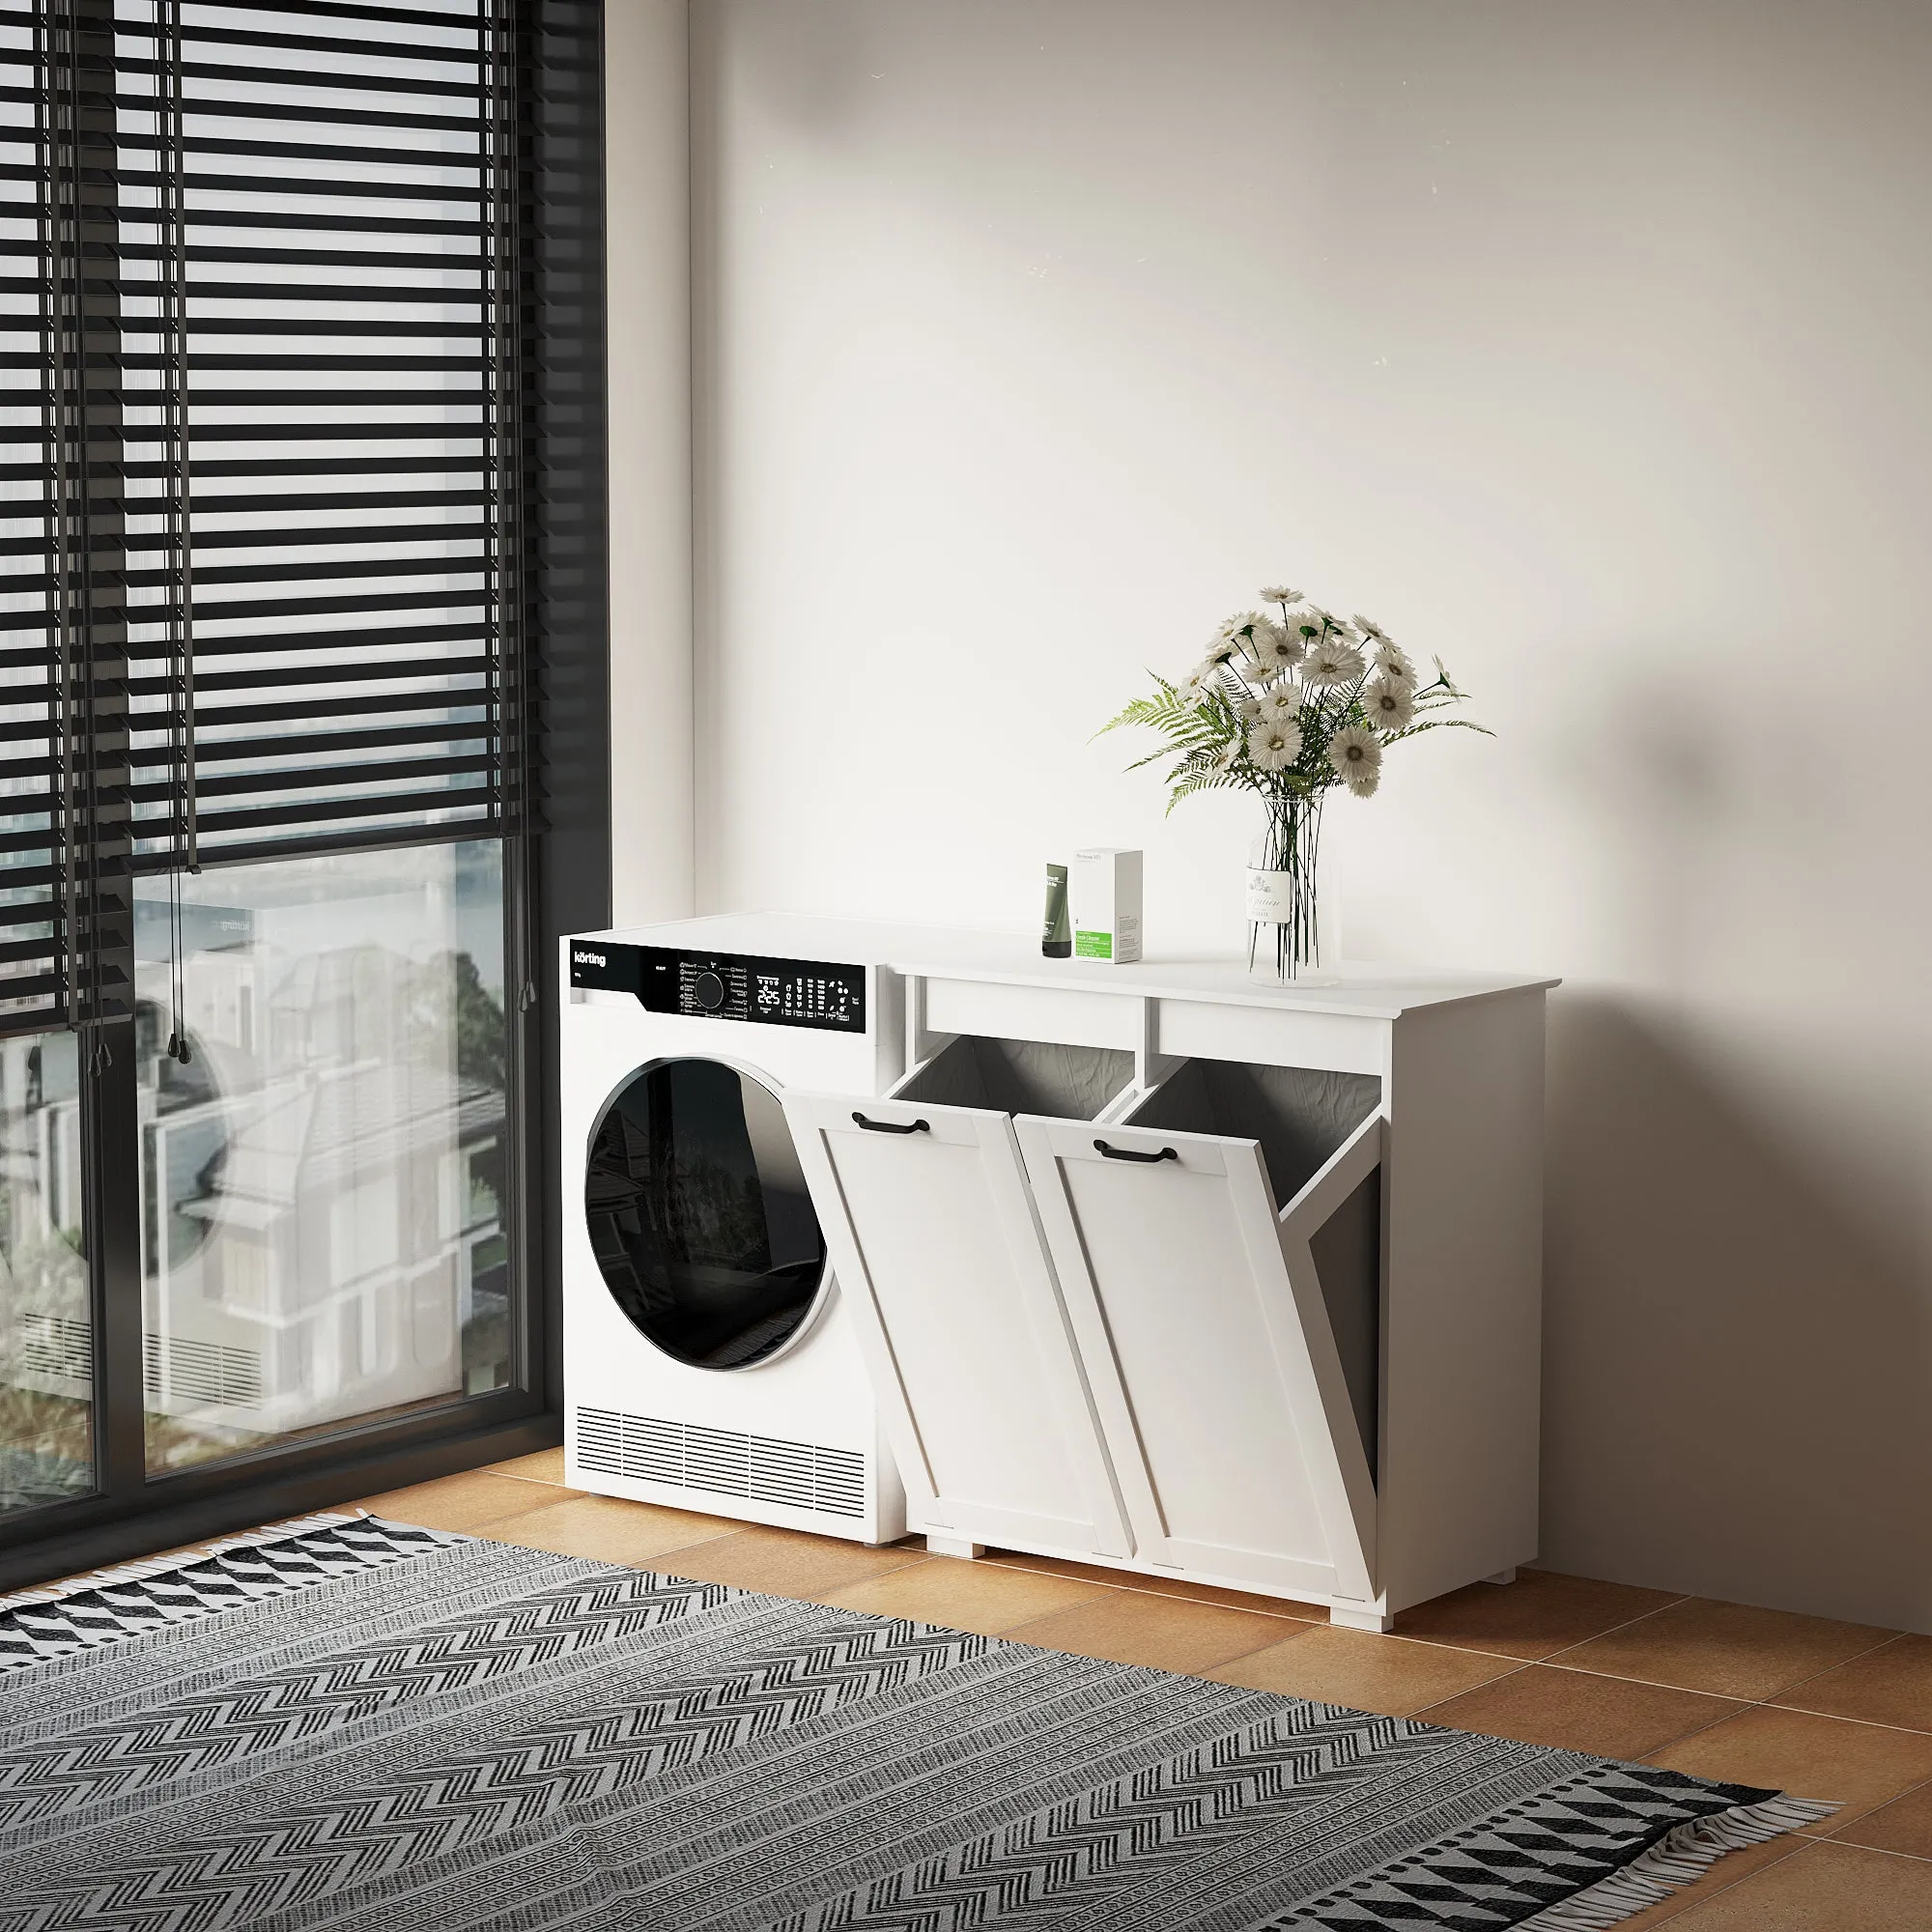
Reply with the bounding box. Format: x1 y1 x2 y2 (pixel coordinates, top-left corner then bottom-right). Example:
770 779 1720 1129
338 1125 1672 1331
584 1057 828 1370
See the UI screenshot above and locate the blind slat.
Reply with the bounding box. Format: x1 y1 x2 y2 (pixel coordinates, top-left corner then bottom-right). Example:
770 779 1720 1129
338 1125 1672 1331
0 0 532 1033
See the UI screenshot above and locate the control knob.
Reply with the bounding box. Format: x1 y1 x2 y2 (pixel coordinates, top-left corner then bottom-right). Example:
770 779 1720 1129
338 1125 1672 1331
690 969 725 1012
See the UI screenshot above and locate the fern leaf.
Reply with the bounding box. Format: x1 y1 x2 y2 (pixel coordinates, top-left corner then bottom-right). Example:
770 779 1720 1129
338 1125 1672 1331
1164 770 1241 812
1380 717 1495 744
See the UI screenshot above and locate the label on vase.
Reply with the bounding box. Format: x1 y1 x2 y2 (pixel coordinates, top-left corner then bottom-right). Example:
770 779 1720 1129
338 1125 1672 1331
1246 867 1299 923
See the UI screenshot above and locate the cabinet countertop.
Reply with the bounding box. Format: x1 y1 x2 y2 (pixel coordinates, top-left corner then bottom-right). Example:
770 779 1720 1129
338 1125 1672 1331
582 912 1560 1023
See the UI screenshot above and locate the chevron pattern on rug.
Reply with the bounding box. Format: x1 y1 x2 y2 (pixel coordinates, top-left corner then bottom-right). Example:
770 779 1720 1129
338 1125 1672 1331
0 1515 461 1672
0 1521 1829 1932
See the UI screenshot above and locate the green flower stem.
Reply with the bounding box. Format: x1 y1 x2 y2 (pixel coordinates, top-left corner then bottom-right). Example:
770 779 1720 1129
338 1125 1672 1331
1249 784 1324 980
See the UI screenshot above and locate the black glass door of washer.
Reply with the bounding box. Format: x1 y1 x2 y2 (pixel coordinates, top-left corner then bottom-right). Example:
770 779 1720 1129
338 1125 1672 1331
584 1059 827 1370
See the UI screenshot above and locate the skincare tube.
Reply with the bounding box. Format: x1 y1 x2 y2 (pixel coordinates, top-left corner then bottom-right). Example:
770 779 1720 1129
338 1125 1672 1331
1042 863 1071 957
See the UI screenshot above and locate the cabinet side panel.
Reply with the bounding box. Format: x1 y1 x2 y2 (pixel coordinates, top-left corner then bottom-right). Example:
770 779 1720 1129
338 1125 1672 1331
1383 992 1547 1610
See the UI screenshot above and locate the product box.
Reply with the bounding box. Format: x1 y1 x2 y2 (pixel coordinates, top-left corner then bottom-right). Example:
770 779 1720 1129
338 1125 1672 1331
1070 848 1142 963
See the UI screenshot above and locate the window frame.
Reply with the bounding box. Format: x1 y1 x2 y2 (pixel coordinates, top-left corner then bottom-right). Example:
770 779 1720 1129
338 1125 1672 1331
0 0 608 1593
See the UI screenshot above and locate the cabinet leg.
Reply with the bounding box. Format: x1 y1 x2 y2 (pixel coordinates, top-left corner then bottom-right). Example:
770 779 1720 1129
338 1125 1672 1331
1328 1603 1395 1634
925 1535 984 1560
1482 1568 1519 1586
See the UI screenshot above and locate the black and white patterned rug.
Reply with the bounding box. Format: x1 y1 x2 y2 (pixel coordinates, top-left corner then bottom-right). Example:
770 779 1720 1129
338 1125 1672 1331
0 1517 1830 1931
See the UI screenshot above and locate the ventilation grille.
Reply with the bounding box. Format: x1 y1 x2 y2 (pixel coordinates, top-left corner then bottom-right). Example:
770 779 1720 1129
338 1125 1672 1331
14 1314 93 1384
143 1334 265 1409
574 1406 867 1520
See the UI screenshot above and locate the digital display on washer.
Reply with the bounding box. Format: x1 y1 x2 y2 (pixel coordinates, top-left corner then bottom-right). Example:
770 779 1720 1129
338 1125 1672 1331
569 941 867 1032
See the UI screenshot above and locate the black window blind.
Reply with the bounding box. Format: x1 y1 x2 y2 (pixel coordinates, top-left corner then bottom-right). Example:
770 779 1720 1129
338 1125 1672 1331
0 0 534 1039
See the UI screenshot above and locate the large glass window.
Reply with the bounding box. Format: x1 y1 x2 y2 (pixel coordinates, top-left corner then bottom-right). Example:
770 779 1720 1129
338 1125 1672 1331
0 0 606 1572
137 841 506 1473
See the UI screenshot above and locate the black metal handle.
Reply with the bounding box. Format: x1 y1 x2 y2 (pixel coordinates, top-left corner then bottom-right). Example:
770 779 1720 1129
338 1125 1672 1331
1094 1138 1179 1164
853 1111 930 1135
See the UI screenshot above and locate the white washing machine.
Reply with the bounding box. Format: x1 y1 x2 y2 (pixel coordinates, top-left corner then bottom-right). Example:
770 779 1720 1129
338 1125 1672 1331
560 913 909 1544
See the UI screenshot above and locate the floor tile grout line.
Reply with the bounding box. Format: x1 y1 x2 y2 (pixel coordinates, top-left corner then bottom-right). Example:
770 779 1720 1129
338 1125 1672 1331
1760 1629 1914 1700
1721 1702 1932 1742
1523 1655 1932 1727
1407 1660 1541 1723
1367 1586 1704 1669
1637 1696 1772 1764
1371 1626 1690 1670
1738 1690 1932 1734
1381 1626 1926 1716
1406 1671 1753 1758
1538 1607 1901 1685
1398 1594 1904 1688
1809 1766 1932 1841
1819 1837 1932 1866
1198 1622 1559 1690
1526 1593 1696 1666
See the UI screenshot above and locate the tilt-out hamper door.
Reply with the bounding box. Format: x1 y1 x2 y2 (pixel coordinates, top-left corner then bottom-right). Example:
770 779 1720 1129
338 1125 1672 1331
784 1068 1130 1561
1016 1095 1379 1608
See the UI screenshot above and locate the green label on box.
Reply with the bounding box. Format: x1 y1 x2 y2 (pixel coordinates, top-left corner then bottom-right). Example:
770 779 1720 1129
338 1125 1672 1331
1074 930 1113 959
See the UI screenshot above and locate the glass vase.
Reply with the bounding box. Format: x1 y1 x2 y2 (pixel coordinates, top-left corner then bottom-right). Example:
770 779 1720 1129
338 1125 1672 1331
1245 792 1323 981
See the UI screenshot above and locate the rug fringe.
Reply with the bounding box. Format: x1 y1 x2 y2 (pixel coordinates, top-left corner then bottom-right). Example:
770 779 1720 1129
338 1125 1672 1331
0 1509 372 1614
1518 1794 1839 1930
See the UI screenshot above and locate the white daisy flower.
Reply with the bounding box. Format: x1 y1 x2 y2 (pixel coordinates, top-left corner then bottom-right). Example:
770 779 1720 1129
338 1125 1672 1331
1214 737 1243 770
1179 659 1224 705
1327 725 1382 795
1253 682 1299 726
1201 632 1241 664
1217 611 1264 640
1236 696 1263 723
1352 613 1390 643
1371 640 1418 685
1261 584 1301 605
1247 720 1303 771
1241 618 1304 678
1362 679 1415 731
1287 604 1336 643
1301 639 1367 688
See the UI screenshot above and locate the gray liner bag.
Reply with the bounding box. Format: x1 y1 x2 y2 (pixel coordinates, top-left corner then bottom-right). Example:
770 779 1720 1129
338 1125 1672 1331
895 1036 1136 1123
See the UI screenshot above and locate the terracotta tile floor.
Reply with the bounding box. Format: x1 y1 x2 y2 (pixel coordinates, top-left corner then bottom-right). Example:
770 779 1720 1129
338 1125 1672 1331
156 1450 1930 1928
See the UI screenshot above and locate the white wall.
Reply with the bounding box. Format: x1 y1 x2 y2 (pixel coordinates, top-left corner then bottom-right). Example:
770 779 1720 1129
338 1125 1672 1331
606 0 696 924
680 0 1932 1629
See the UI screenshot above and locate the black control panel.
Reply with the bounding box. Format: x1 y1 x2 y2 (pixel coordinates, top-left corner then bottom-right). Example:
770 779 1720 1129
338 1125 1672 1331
569 940 867 1033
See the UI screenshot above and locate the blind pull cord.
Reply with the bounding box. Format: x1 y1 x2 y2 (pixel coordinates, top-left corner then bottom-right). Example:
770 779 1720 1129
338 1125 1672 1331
161 0 194 1068
44 40 94 1061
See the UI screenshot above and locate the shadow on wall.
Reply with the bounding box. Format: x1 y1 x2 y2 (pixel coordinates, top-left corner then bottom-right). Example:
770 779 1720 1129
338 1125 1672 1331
1539 994 1931 1633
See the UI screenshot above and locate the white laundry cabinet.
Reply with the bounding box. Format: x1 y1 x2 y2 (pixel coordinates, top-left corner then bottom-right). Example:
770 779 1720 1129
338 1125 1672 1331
785 947 1555 1631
